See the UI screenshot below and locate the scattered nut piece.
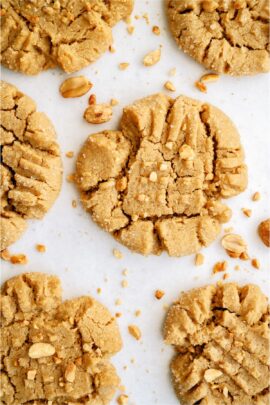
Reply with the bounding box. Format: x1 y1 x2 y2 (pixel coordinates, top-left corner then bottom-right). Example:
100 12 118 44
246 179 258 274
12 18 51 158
200 73 220 83
10 254 28 265
72 200 77 208
155 290 165 300
128 325 141 340
97 288 102 294
113 248 123 259
1 249 10 261
169 67 176 76
117 394 129 405
213 261 227 274
84 104 112 124
242 208 252 217
28 343 55 359
164 81 176 92
240 251 250 261
121 280 128 288
27 370 37 380
88 94 96 105
135 310 141 317
66 174 75 183
195 81 207 93
223 273 229 280
221 234 247 258
115 298 122 306
195 253 204 266
149 171 158 182
127 25 135 34
258 219 270 247
142 12 150 24
122 268 128 276
60 76 92 98
119 62 130 70
109 45 116 53
143 48 161 66
65 151 74 158
204 369 223 382
152 25 160 35
64 362 76 383
252 191 261 201
36 244 46 253
251 258 260 269
111 98 119 106
115 312 122 318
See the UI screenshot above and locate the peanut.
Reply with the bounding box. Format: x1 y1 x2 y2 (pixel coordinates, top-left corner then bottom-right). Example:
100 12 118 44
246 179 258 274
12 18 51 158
84 104 112 124
60 76 92 98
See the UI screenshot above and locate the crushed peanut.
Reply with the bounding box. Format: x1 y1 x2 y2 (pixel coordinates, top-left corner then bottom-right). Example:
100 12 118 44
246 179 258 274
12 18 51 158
119 62 130 70
1 249 11 261
179 144 195 160
110 98 119 106
143 48 161 66
127 25 135 34
66 174 75 183
36 244 46 253
152 25 160 35
195 81 207 93
213 261 228 274
113 249 123 259
242 208 252 217
88 94 96 105
221 234 247 258
200 73 220 83
65 151 74 158
155 290 165 300
84 103 112 124
121 280 128 288
10 254 28 265
135 310 141 317
60 76 92 98
115 298 122 306
195 253 204 266
164 81 176 92
72 200 77 208
223 273 230 280
117 394 129 405
128 325 141 340
251 258 260 269
252 191 261 201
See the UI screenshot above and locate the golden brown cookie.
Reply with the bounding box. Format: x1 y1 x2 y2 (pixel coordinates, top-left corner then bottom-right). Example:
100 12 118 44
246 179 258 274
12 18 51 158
76 93 247 257
166 0 270 76
164 283 270 405
0 81 62 250
0 272 122 404
0 0 134 75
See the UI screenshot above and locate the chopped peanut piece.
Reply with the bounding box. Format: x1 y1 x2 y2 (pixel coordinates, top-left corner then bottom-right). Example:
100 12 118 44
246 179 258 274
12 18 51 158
65 151 74 158
36 244 46 253
84 104 112 124
143 48 161 66
88 94 96 105
242 208 252 217
117 394 129 405
195 81 207 93
127 25 135 34
1 249 10 261
72 200 77 208
155 290 165 300
213 261 228 274
121 280 128 288
119 62 130 70
113 249 123 259
221 234 247 258
200 73 220 83
149 171 158 182
164 81 176 92
28 343 55 359
152 25 160 35
64 362 76 383
135 310 141 317
195 253 204 266
128 325 141 340
110 98 119 106
252 191 261 201
10 254 28 265
251 258 260 269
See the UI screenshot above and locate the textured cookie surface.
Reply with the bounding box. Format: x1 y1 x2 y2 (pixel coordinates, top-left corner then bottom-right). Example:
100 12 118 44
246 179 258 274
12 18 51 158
0 81 62 250
76 93 247 256
167 0 270 75
0 272 122 405
0 0 133 75
164 283 270 404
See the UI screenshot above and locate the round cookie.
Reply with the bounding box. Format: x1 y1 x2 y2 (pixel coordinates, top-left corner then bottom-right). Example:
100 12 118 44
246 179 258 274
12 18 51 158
0 0 134 75
0 272 122 405
0 81 62 250
76 93 247 257
164 283 270 405
166 0 270 76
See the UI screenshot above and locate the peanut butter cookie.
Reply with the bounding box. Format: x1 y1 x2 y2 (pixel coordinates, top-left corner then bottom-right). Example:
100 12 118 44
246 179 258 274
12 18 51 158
0 0 134 75
164 283 270 404
76 93 247 257
0 272 122 404
166 0 270 75
0 81 62 250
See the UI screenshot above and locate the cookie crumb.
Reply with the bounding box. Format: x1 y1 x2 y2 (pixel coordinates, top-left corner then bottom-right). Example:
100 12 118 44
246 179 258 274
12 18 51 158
119 62 130 70
142 12 150 25
27 370 37 380
117 394 129 405
195 253 204 266
121 280 128 288
143 48 161 66
164 81 176 92
152 25 160 35
115 298 122 306
242 208 252 217
252 191 261 201
66 174 75 183
72 200 77 208
251 258 260 269
10 254 28 265
195 80 207 93
64 362 76 383
84 103 112 124
115 312 122 318
240 251 250 261
155 289 165 300
65 151 74 158
113 249 123 259
135 310 141 317
221 234 247 258
109 45 116 53
128 325 141 340
234 265 240 271
97 288 102 294
122 268 128 276
111 98 119 106
127 25 135 34
223 273 229 280
1 249 11 261
36 244 46 253
213 261 227 274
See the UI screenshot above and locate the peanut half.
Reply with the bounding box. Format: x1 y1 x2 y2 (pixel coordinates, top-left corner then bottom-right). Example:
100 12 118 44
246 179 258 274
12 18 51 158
28 343 55 359
60 76 92 98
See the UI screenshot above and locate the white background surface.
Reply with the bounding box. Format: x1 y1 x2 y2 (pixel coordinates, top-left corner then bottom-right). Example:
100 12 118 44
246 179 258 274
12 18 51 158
1 1 270 404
